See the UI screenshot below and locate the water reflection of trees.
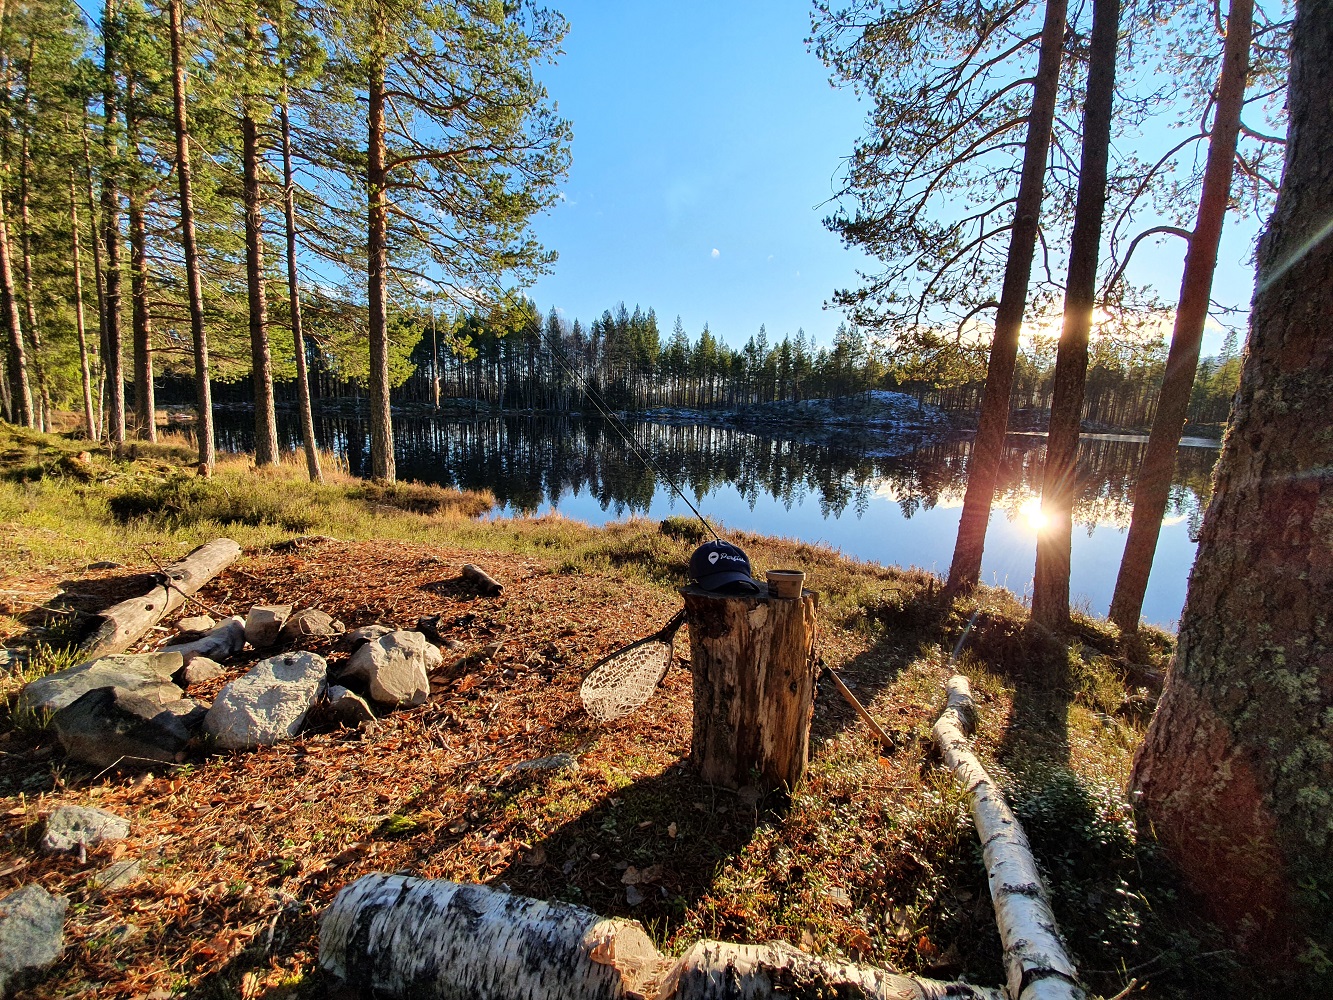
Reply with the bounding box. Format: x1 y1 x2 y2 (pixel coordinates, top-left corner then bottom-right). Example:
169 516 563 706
212 414 1217 529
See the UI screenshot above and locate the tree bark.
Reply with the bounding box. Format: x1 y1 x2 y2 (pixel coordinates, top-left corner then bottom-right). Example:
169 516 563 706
1131 0 1333 971
0 204 31 427
280 83 322 483
682 584 818 793
70 169 98 440
1108 0 1254 634
168 0 214 475
243 21 279 468
82 116 108 439
125 67 156 443
102 0 126 450
1031 0 1121 629
77 538 242 661
16 51 50 432
946 0 1069 594
366 45 396 482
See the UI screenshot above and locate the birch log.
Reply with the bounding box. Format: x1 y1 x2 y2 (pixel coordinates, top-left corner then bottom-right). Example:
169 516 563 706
932 676 1085 1000
78 539 242 661
320 875 1006 1000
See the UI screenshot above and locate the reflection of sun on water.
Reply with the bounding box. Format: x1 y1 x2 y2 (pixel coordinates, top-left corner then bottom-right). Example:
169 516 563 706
1020 496 1049 532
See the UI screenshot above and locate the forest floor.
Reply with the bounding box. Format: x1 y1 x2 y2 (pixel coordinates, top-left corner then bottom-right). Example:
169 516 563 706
0 423 1255 999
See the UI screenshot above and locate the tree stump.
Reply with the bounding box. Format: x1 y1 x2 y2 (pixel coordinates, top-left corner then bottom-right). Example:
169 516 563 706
681 584 818 793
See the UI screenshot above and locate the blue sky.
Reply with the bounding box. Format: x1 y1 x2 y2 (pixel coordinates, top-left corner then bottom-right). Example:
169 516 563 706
526 1 1263 355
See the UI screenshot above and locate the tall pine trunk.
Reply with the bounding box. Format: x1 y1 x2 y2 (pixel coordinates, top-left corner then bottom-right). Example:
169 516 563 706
17 52 50 432
0 207 31 426
125 65 155 442
366 41 395 483
1131 0 1333 972
82 121 108 439
169 0 214 474
945 0 1068 593
280 82 322 483
102 0 126 449
244 20 278 467
1031 0 1121 629
1109 0 1254 633
70 169 98 440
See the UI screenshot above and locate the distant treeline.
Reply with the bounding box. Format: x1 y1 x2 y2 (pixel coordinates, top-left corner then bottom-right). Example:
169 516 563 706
193 300 1243 434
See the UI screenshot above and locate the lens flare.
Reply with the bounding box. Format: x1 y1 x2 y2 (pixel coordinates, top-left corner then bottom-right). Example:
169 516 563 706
1020 496 1048 532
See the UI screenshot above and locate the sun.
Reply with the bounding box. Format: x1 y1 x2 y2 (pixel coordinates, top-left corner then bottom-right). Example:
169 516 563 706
1020 496 1049 532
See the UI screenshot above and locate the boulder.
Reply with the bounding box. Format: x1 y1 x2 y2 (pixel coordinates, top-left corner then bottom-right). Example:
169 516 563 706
17 653 183 717
0 885 66 994
279 608 342 643
336 624 394 653
343 631 441 707
53 687 202 770
41 805 129 852
175 656 224 688
161 616 245 665
244 606 292 648
327 685 376 727
204 651 327 750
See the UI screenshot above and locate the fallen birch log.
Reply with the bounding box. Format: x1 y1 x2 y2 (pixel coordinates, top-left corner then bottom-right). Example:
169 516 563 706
78 539 242 661
932 675 1085 1000
320 875 1007 1000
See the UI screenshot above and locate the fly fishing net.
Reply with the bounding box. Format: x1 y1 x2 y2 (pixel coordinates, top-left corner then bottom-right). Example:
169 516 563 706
579 610 686 722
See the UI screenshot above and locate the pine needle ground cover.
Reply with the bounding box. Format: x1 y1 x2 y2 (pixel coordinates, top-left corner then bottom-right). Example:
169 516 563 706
0 426 1246 999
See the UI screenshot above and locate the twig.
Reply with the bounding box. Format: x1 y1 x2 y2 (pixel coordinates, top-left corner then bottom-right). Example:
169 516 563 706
140 546 226 618
1106 979 1139 1000
824 666 895 749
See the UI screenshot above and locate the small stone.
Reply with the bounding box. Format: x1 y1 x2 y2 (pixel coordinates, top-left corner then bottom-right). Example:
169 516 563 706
442 638 465 653
244 606 292 648
204 651 327 750
624 884 645 906
85 560 122 570
508 753 577 775
0 648 31 674
174 615 216 641
0 884 67 994
343 631 440 707
41 805 129 853
326 685 376 727
102 922 140 947
336 624 394 653
279 608 339 643
89 860 141 891
176 656 224 688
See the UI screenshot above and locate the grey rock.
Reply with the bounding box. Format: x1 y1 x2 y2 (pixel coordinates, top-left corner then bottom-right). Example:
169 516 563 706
176 656 224 688
508 753 577 775
279 608 340 643
162 616 245 665
336 624 394 653
53 687 201 770
0 648 31 674
344 631 440 707
204 651 327 750
17 653 183 717
326 685 376 727
85 560 122 570
244 606 292 648
90 860 141 891
175 615 216 640
0 884 66 993
41 805 129 852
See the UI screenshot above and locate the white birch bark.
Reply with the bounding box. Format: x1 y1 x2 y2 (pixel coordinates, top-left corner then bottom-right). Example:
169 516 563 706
932 676 1085 1000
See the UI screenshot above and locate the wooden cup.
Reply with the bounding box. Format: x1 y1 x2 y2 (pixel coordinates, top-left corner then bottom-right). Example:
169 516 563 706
766 569 805 599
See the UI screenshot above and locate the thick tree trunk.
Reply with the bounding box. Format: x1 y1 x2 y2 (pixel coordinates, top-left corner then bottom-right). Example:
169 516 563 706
77 538 242 661
682 584 818 793
933 676 1084 1000
82 119 108 439
125 68 155 443
243 25 279 468
1108 0 1254 634
1031 0 1121 629
946 0 1068 593
279 85 322 483
70 170 98 440
169 0 214 475
17 110 50 432
367 52 395 482
1131 0 1333 972
102 0 126 450
0 208 31 427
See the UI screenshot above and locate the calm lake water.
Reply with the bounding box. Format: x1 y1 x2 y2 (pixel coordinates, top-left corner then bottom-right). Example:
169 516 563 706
215 411 1220 629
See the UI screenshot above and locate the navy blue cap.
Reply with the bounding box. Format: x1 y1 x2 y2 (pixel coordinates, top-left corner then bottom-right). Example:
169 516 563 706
689 540 758 592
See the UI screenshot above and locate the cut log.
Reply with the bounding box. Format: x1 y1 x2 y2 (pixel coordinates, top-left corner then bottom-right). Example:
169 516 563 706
932 675 1085 1000
319 873 663 999
319 875 1007 1000
461 563 504 595
77 539 242 661
682 584 818 792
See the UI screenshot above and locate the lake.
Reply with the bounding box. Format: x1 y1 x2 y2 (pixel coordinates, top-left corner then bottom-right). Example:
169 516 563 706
214 410 1219 629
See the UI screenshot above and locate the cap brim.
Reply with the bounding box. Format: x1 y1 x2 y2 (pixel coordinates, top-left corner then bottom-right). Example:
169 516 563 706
697 571 759 592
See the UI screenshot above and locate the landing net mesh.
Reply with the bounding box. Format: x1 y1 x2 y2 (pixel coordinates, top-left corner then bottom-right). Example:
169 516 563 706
579 639 673 722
